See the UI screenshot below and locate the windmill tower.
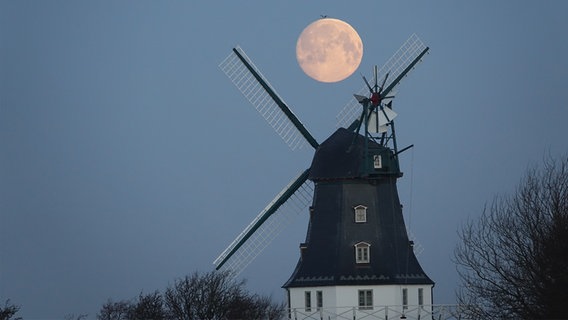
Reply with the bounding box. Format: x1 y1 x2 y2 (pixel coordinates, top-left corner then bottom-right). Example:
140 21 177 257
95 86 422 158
216 35 432 319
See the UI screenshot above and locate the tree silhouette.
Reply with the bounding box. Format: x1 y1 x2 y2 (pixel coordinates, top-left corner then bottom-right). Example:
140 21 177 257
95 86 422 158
98 270 285 320
164 270 284 320
97 299 130 320
0 300 21 320
455 156 568 319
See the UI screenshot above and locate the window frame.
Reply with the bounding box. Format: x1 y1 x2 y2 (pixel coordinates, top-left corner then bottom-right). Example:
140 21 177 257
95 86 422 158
373 154 382 169
355 242 371 264
304 291 312 312
358 289 373 310
316 290 323 310
354 205 367 223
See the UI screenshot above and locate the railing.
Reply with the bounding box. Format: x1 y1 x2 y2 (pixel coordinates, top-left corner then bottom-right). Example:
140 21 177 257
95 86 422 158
288 304 463 320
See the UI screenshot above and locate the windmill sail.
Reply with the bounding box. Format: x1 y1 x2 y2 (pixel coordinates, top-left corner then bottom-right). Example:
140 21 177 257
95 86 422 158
220 46 318 150
213 169 313 276
216 46 321 277
337 34 429 129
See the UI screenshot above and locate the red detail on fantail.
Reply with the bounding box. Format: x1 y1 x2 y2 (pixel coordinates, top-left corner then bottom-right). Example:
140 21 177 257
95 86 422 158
370 92 380 106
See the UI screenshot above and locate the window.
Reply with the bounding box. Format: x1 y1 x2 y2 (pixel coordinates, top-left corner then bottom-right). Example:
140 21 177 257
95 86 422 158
418 288 424 306
355 242 370 264
373 155 382 169
305 291 311 312
316 290 323 310
354 205 367 223
402 288 408 309
358 290 373 310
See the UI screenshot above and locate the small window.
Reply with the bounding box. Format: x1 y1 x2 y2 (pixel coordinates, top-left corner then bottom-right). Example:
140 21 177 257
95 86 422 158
373 155 382 169
316 290 323 310
358 290 373 310
355 242 370 264
402 288 408 309
305 291 311 312
418 288 424 306
354 205 367 223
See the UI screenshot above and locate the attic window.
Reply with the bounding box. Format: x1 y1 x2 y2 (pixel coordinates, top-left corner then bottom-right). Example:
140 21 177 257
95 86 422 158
354 205 367 223
355 242 370 264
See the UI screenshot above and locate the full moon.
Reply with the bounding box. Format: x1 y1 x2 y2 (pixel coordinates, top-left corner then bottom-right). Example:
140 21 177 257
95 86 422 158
296 18 363 83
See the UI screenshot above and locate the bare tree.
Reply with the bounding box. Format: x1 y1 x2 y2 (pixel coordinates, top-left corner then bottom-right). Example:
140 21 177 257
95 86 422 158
225 294 285 320
164 270 285 320
98 292 166 320
454 156 568 319
97 299 131 320
164 270 244 320
260 295 286 320
98 270 285 320
129 291 166 320
0 300 22 320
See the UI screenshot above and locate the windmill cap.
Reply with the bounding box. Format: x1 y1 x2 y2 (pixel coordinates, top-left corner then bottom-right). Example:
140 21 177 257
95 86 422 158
309 128 397 180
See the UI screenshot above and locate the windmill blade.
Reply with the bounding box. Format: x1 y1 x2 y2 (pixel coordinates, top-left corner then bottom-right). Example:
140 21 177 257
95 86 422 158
379 72 390 94
373 65 379 91
337 34 429 129
407 230 424 257
362 75 373 92
368 108 398 133
213 169 313 276
379 107 397 125
382 91 397 105
353 94 367 103
338 85 369 129
219 46 319 150
380 39 429 98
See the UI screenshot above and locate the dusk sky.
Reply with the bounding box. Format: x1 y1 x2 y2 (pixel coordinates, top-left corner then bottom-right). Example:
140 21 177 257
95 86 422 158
2 1 568 319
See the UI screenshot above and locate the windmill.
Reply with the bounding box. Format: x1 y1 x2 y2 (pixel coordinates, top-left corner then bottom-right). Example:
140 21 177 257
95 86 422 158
215 34 432 318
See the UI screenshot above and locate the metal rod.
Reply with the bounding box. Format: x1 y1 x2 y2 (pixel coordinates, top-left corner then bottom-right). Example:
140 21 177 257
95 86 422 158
393 144 414 157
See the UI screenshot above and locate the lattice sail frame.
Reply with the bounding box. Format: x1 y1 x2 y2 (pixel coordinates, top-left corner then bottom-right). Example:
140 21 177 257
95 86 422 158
220 47 307 150
213 172 314 276
337 34 427 128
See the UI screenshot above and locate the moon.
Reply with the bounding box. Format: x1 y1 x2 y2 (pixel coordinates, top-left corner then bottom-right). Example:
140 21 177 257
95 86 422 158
296 18 363 83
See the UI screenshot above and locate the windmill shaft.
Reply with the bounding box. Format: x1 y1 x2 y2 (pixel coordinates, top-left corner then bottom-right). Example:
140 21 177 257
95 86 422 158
214 168 310 270
232 48 319 149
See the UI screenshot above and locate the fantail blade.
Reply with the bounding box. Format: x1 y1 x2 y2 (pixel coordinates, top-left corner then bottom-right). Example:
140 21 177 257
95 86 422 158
362 74 373 92
354 94 367 103
379 72 390 94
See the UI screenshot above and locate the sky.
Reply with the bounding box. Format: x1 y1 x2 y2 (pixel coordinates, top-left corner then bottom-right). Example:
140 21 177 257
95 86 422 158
1 1 568 319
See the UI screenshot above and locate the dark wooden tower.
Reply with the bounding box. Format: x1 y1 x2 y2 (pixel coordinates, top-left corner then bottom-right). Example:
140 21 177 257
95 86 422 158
284 128 433 289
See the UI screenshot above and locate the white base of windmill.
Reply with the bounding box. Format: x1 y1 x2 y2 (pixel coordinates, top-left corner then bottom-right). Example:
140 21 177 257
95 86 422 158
287 284 433 320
